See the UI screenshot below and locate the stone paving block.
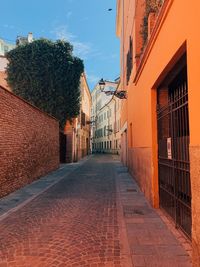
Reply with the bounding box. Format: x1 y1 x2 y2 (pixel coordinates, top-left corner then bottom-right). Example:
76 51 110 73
131 245 157 255
155 245 188 257
132 255 146 266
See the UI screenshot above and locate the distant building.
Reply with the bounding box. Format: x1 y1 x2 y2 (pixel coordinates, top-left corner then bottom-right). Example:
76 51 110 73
0 39 15 56
76 73 92 160
0 55 8 71
62 73 91 163
91 80 120 154
0 43 11 91
0 32 33 56
0 33 34 91
0 55 10 91
16 32 34 46
0 71 10 91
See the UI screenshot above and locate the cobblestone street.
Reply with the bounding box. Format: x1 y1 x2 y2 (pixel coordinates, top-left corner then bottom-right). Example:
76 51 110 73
0 155 192 267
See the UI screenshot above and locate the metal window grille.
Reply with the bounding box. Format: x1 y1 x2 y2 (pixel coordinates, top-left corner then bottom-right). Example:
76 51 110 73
157 66 191 238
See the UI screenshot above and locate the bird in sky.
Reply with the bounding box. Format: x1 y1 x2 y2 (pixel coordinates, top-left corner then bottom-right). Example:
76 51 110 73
108 8 112 11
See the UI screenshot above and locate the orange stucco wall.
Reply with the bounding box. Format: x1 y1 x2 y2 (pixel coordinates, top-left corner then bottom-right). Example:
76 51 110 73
117 0 200 264
126 0 200 198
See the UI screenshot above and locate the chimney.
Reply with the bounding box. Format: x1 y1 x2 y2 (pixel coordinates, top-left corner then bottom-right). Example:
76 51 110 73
28 32 33 43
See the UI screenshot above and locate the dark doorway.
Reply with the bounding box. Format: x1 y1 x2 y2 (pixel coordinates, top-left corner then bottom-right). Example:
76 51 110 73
59 132 67 163
86 138 89 155
157 59 191 238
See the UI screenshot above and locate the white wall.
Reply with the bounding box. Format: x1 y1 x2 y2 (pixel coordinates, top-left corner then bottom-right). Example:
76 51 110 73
0 57 8 71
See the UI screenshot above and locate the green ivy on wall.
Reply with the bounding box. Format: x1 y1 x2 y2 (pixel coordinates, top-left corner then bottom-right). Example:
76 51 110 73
140 0 163 50
6 39 84 129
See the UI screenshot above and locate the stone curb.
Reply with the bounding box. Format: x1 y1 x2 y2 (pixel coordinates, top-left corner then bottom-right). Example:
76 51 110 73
114 161 134 267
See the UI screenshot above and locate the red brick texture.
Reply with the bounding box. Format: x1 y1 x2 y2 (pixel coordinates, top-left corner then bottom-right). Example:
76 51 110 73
0 86 59 198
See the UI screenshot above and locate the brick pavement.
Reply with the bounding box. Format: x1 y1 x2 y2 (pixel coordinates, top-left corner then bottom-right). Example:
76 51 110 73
0 155 123 267
0 154 192 267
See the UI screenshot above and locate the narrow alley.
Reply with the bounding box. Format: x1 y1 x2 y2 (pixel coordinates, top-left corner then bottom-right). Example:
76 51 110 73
0 155 192 267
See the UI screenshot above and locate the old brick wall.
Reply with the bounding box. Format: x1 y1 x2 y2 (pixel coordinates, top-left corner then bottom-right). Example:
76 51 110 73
0 86 59 198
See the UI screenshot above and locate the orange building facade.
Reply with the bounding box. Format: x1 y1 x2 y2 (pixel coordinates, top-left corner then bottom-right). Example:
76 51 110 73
116 0 200 264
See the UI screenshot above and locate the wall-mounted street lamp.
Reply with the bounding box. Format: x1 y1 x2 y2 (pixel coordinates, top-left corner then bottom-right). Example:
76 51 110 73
86 117 97 124
98 78 127 99
106 128 113 132
86 120 95 124
98 78 106 91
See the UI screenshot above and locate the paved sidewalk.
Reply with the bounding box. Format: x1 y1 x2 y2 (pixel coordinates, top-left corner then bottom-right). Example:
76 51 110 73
0 154 192 267
115 161 192 267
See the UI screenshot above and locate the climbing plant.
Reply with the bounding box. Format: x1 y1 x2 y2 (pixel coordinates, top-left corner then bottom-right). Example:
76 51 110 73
6 39 84 129
140 0 163 49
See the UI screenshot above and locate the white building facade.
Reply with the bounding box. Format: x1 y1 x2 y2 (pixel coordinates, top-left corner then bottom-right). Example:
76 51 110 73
0 39 15 56
91 80 121 154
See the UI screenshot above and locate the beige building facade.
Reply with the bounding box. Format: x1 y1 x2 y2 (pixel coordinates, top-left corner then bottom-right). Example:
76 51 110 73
64 73 91 163
76 73 92 160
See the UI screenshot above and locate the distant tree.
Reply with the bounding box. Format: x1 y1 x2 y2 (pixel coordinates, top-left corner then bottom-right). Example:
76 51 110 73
6 39 84 129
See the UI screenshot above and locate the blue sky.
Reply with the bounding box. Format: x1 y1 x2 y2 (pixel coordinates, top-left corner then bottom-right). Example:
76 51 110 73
0 0 120 90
